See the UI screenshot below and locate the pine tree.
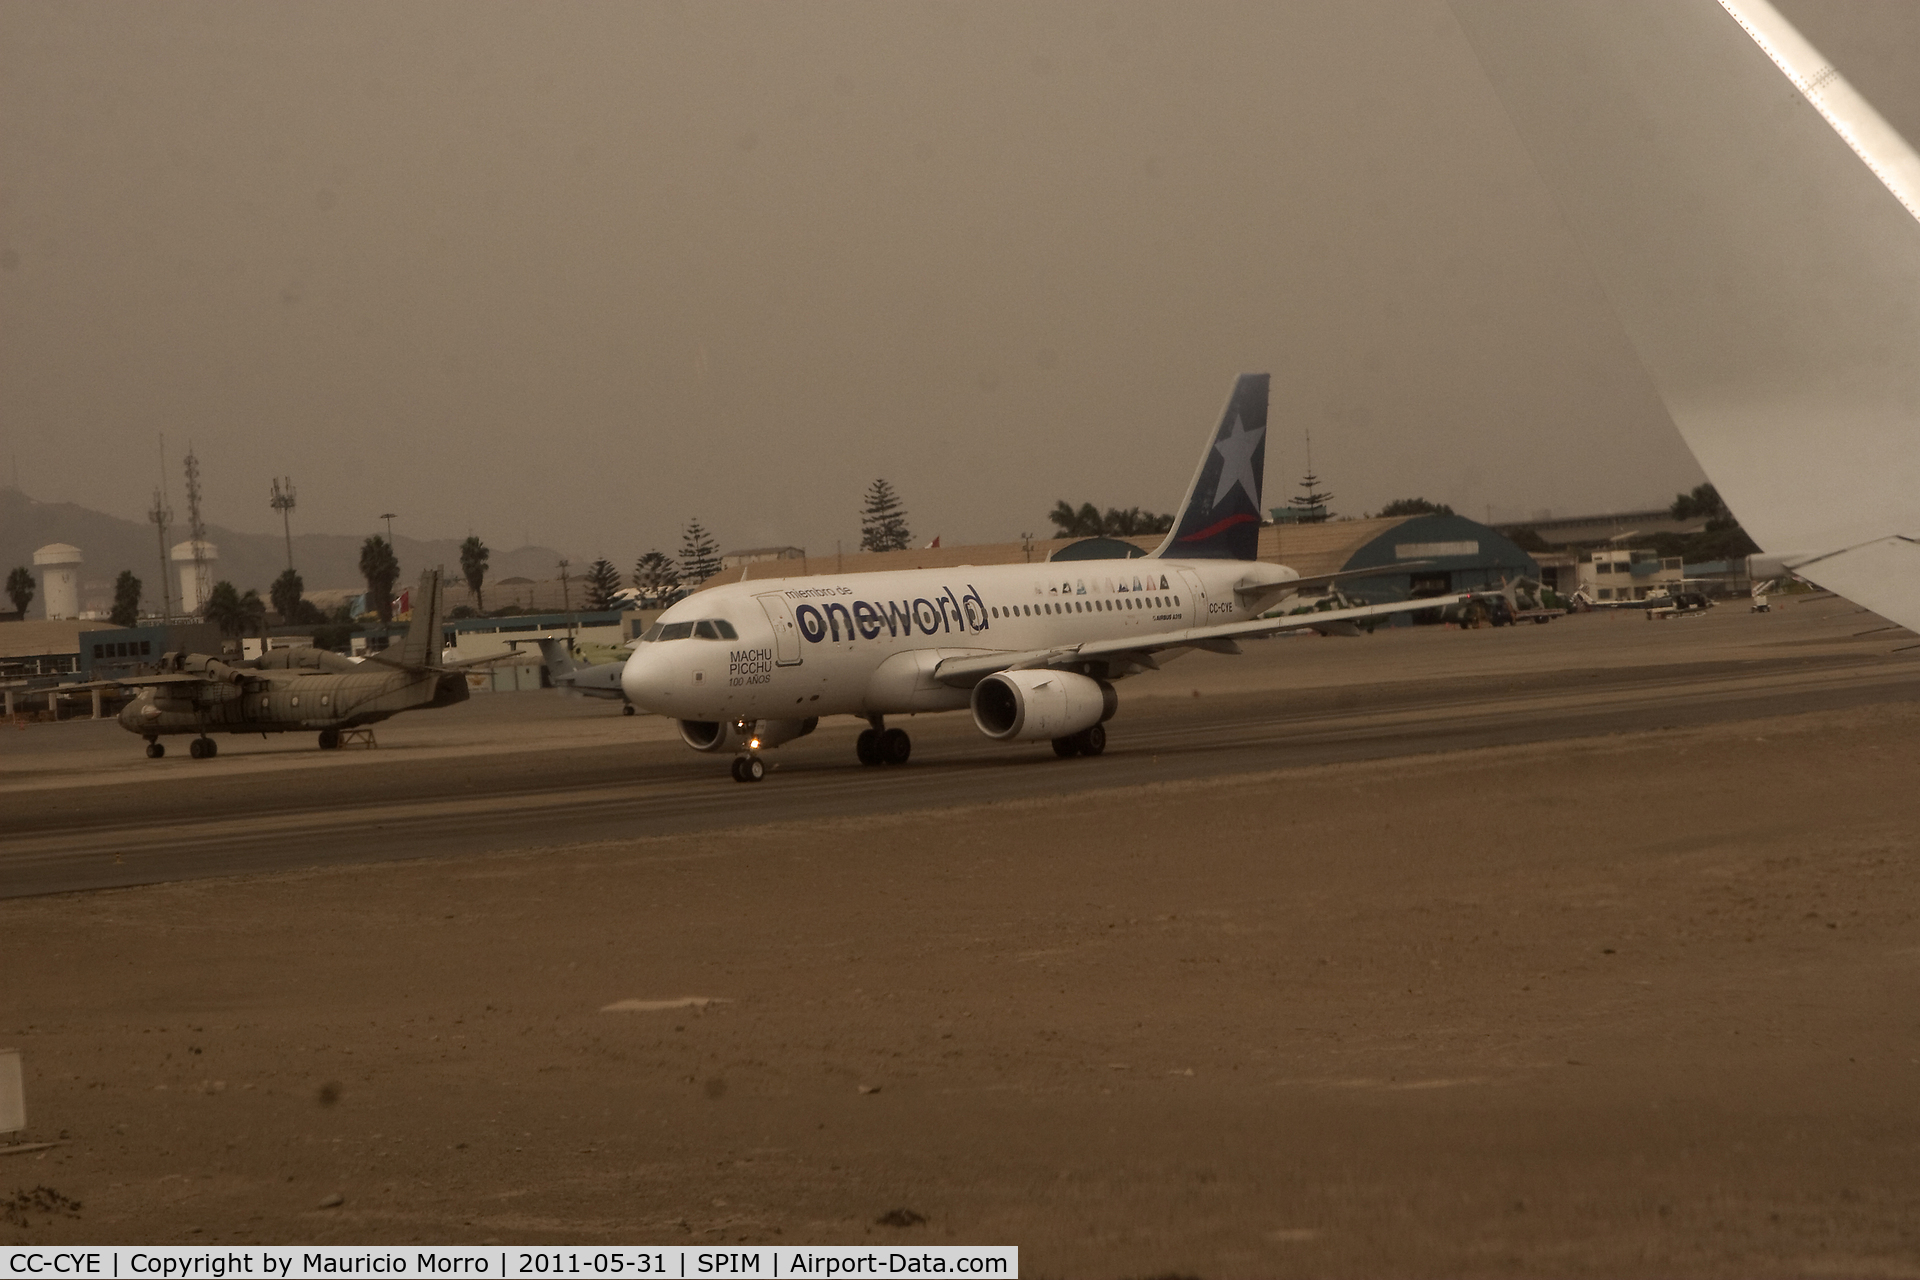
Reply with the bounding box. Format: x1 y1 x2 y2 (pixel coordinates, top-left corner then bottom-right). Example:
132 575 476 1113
632 550 678 599
111 570 143 627
860 479 911 552
459 535 490 614
584 558 623 611
679 519 722 584
1294 430 1333 523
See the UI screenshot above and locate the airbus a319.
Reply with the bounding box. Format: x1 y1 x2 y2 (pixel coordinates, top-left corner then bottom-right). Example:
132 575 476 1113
621 375 1465 781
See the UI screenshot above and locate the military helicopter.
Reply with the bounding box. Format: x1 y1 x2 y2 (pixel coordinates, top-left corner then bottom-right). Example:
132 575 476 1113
95 569 470 759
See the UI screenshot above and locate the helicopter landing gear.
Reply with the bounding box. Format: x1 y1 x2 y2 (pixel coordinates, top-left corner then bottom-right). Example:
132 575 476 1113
622 703 636 716
145 740 165 759
730 754 767 783
187 736 218 760
317 728 341 750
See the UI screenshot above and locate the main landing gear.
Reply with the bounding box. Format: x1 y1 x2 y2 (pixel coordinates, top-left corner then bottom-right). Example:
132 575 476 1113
1052 724 1107 759
730 754 767 783
145 739 165 759
855 718 911 767
187 736 219 760
317 728 341 750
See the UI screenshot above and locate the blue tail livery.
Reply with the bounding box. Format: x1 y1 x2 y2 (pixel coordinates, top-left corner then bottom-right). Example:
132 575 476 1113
1150 373 1269 561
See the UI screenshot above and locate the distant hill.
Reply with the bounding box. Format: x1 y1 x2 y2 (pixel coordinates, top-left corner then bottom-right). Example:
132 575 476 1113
0 487 569 617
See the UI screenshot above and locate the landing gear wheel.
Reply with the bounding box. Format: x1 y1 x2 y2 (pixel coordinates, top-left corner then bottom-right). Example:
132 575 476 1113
1052 736 1080 759
732 755 766 783
622 704 636 716
189 737 217 759
855 728 883 766
879 728 911 766
317 728 340 750
730 756 746 781
1075 724 1107 757
145 741 165 759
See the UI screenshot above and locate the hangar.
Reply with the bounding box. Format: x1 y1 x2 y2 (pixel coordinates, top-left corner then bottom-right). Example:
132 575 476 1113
1264 513 1540 606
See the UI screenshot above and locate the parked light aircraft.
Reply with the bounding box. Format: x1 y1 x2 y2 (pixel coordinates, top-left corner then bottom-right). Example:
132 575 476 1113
531 636 637 712
620 375 1467 781
1450 0 1920 634
87 570 468 758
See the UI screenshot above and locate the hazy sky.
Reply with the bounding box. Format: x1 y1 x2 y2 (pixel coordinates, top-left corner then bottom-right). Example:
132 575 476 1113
3 1 1916 568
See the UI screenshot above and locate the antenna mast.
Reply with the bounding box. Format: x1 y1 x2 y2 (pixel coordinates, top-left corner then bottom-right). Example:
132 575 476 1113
270 477 297 572
149 436 174 624
183 445 210 614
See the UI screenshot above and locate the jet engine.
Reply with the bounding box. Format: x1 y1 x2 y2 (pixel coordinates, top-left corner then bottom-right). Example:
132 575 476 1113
970 670 1116 742
678 719 747 753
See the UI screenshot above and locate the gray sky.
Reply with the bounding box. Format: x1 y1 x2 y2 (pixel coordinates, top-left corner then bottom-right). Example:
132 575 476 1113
3 1 1916 569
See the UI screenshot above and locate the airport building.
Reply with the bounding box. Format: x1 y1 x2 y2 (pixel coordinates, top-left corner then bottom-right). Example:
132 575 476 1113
701 513 1539 607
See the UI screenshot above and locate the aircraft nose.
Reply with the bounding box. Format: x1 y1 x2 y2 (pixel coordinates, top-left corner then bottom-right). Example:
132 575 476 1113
620 645 672 713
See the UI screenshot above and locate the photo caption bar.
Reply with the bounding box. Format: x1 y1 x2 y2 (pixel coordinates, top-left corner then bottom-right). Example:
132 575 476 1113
1 1246 1016 1279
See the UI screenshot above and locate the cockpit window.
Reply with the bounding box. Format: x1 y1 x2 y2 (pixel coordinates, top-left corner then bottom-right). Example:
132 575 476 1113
641 624 665 642
648 618 737 641
658 621 695 641
713 619 738 639
693 620 719 639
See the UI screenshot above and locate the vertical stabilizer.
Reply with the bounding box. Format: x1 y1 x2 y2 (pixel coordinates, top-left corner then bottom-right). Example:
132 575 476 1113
1149 374 1269 561
392 569 445 668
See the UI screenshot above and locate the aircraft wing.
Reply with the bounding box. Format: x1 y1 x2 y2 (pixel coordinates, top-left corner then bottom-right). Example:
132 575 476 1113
1231 561 1432 610
61 672 227 692
932 594 1469 687
1449 0 1920 634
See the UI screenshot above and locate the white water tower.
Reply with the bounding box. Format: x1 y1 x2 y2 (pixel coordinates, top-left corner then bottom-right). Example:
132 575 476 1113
170 539 218 614
31 544 82 619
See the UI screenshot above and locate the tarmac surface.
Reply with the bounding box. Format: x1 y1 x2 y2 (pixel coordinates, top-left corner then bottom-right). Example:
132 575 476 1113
6 601 1919 898
3 599 1919 1274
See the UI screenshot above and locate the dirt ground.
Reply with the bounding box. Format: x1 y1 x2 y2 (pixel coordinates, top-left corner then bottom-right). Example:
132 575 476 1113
3 691 1919 1276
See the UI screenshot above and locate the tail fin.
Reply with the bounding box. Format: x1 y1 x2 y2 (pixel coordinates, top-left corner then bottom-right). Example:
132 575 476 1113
1149 374 1269 561
532 636 578 678
393 569 445 668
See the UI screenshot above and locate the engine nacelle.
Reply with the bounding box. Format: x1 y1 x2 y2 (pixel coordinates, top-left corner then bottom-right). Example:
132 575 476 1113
747 717 818 749
970 669 1116 742
678 719 748 753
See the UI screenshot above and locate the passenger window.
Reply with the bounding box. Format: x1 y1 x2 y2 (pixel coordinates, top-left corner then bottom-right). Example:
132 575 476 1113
659 622 694 640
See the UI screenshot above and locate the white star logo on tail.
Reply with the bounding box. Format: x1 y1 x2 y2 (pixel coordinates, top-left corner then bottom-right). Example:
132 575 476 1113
1209 414 1265 510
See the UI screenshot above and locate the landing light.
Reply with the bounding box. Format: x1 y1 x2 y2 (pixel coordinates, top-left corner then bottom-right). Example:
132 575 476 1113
749 737 761 749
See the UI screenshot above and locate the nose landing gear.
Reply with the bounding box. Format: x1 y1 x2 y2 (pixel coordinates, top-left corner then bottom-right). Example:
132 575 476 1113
730 754 767 783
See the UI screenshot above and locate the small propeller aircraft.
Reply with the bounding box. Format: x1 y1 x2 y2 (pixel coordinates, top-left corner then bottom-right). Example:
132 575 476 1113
89 569 469 758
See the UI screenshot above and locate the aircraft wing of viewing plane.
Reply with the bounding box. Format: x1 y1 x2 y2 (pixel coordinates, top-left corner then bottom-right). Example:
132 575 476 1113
1449 0 1920 635
619 373 1469 781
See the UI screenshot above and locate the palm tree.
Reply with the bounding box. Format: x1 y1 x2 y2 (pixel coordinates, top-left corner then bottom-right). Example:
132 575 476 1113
270 568 304 621
5 566 32 616
359 535 400 623
459 535 490 613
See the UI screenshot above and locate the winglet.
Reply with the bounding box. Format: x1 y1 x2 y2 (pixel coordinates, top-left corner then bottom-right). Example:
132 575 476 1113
1149 374 1269 561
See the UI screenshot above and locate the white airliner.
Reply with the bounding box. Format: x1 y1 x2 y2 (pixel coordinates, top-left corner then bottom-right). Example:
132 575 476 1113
621 375 1465 781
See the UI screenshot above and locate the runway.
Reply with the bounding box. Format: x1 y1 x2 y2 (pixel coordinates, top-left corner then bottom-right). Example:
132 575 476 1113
6 602 1917 898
